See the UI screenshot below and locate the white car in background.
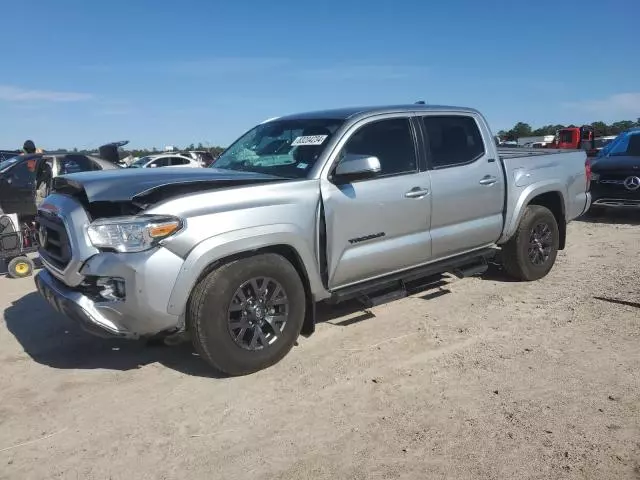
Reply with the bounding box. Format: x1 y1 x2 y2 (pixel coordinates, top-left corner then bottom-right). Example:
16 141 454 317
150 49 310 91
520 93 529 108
129 153 203 169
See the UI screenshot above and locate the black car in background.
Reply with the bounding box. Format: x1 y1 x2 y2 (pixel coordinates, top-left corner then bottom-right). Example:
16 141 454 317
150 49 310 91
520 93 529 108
0 150 19 162
0 152 119 216
589 130 640 211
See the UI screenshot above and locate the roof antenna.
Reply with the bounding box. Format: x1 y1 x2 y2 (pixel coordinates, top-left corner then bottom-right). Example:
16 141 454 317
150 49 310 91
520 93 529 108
415 100 426 104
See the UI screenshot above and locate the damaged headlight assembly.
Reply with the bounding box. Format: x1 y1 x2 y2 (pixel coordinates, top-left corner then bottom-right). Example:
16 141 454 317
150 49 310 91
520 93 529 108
87 215 183 253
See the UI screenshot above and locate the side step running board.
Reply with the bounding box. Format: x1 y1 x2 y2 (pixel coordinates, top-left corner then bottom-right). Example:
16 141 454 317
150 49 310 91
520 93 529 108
330 247 496 305
356 274 448 308
358 286 407 309
452 257 488 279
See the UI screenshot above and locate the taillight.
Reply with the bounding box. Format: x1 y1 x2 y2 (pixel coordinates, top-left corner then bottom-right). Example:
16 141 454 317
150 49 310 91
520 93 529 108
585 158 592 190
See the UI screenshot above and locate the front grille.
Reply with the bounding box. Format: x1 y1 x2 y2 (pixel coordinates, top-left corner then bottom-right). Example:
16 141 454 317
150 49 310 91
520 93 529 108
592 172 640 199
36 213 72 269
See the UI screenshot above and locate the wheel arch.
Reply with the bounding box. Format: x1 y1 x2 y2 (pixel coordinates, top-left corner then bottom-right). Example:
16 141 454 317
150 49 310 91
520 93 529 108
167 227 328 335
502 183 568 249
184 244 318 336
527 191 566 250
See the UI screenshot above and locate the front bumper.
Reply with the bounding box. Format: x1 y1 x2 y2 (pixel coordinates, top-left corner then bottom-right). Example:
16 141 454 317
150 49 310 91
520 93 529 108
591 198 640 209
36 269 130 338
590 181 640 209
35 247 186 339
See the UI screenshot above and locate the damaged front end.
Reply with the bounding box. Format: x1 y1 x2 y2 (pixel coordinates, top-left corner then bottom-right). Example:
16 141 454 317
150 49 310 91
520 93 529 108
35 168 287 339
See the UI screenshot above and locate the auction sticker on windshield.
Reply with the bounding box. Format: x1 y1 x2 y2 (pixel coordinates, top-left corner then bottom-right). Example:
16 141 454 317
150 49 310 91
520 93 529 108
291 135 328 146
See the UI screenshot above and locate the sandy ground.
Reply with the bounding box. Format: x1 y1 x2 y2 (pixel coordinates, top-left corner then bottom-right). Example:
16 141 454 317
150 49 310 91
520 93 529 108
0 213 639 480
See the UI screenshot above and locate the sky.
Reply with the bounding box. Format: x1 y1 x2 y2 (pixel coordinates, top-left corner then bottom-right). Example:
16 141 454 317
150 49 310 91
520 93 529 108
1 0 638 150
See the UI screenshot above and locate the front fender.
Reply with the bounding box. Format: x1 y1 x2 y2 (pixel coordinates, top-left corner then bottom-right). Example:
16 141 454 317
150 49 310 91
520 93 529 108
166 223 329 316
499 180 567 243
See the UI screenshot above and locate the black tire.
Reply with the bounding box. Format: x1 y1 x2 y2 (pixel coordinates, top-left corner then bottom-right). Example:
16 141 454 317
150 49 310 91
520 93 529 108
188 253 306 376
7 256 35 279
501 205 559 281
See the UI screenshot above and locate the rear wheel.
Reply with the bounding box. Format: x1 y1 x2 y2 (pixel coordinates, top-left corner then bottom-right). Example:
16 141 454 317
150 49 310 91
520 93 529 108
188 253 306 376
7 256 35 279
502 205 559 281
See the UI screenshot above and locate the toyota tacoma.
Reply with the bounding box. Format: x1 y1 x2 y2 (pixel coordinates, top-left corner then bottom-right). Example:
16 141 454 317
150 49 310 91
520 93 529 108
34 104 591 375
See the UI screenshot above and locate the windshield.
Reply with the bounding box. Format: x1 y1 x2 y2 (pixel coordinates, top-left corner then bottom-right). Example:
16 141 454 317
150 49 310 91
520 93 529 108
0 156 19 173
607 132 640 156
211 118 344 178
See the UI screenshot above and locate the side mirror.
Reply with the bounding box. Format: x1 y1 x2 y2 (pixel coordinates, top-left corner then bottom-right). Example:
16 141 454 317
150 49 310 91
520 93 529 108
149 164 158 168
333 154 381 182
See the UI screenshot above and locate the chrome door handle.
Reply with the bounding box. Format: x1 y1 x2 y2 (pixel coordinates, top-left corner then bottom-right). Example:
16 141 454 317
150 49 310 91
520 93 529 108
479 175 497 186
405 187 430 198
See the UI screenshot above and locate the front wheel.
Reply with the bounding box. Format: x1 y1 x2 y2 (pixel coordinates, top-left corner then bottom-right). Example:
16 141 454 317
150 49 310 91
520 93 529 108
188 253 306 376
501 205 559 281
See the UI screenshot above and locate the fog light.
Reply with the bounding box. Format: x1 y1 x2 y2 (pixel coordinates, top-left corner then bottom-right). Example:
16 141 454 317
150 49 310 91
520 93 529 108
96 277 126 301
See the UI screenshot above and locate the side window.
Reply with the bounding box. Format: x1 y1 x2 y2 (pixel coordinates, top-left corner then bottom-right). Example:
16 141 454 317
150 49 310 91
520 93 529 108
422 116 486 168
60 155 94 174
340 118 417 176
170 157 190 166
150 158 169 168
9 161 32 183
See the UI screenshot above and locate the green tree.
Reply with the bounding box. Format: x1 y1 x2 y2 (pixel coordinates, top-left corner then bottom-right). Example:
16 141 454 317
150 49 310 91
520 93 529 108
610 121 635 134
510 122 533 139
590 121 608 136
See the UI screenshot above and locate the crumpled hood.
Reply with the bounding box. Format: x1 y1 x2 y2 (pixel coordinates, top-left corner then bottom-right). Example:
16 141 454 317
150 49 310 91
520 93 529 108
52 167 284 203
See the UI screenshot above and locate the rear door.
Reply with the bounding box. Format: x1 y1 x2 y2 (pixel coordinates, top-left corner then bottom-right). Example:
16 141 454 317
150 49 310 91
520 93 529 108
419 114 504 259
320 114 433 289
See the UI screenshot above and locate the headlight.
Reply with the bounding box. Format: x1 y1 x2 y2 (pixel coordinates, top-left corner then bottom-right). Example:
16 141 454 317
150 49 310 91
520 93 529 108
87 215 183 253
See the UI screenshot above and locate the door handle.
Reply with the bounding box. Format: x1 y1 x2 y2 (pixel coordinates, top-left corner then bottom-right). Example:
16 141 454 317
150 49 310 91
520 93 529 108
479 175 497 186
404 187 430 198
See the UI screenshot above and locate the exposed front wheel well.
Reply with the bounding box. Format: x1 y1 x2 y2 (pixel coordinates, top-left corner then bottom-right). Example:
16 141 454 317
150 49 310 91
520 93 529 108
528 192 566 250
186 244 316 336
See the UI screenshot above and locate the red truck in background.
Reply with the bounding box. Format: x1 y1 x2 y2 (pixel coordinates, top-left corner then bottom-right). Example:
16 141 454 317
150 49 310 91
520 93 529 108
549 125 597 155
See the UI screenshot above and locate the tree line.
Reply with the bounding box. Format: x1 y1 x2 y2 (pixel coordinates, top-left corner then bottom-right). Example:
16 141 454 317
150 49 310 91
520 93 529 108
55 142 226 158
126 143 226 159
497 118 640 141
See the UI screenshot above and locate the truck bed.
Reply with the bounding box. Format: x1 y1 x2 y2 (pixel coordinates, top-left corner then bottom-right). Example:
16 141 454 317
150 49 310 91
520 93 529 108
497 147 589 244
498 147 579 160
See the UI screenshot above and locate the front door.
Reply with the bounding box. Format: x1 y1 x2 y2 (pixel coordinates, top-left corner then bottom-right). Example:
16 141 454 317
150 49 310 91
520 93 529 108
420 114 505 259
1 158 37 215
320 115 432 289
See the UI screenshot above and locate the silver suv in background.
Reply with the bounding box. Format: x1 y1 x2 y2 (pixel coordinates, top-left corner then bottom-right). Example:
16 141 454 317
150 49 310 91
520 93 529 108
35 104 591 375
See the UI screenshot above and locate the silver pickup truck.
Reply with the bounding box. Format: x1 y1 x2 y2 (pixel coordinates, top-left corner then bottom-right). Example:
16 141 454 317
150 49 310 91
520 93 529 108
34 104 591 375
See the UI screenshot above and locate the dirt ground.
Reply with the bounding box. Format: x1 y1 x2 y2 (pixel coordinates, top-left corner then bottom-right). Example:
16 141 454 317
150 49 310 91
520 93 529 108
0 213 639 480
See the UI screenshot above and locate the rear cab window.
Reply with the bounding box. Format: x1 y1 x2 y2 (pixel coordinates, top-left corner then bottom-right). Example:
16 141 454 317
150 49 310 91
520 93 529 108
421 115 486 168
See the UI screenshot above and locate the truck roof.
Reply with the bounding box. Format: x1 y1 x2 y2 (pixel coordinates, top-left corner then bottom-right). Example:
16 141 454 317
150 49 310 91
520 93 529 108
276 104 481 121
